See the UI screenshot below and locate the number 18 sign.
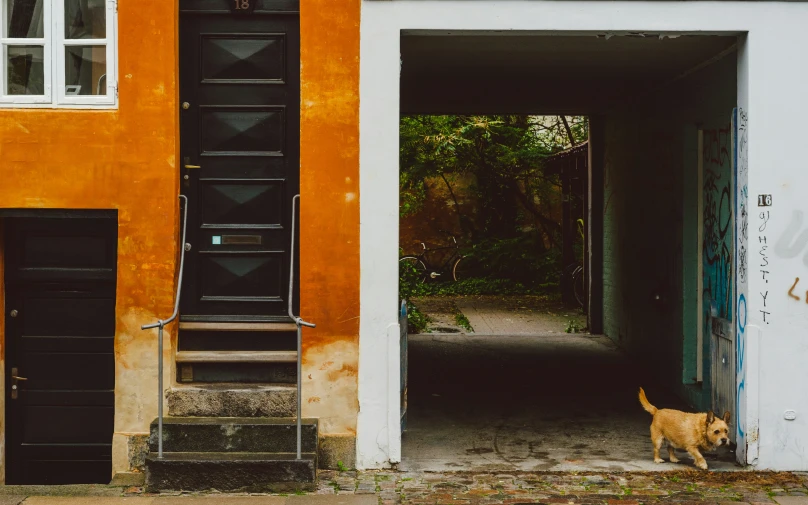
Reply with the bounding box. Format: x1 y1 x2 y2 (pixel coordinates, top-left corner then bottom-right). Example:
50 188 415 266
229 0 257 14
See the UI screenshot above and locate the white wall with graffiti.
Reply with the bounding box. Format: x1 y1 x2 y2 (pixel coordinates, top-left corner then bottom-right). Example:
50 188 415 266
359 0 808 470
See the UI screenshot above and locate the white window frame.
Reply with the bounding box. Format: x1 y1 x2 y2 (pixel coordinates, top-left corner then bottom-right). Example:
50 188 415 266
0 0 117 108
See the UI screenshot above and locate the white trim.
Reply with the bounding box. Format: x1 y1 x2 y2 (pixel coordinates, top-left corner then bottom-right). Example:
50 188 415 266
0 0 117 108
357 17 401 470
0 0 52 103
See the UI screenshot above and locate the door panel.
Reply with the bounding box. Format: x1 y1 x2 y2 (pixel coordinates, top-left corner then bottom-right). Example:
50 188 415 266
4 216 117 485
180 4 299 321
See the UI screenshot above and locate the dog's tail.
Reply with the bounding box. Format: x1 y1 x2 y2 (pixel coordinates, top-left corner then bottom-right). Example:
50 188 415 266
638 387 658 415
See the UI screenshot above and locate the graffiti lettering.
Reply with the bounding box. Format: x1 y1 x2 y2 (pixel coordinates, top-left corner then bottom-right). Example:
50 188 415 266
788 278 801 301
738 185 749 283
758 208 771 324
735 108 748 449
703 124 734 326
787 278 808 304
759 211 770 233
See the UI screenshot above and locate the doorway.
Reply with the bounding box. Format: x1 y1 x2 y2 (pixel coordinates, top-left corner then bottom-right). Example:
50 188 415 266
3 212 117 484
178 1 300 322
358 26 745 470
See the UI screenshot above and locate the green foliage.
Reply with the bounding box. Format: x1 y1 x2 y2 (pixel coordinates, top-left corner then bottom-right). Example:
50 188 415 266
461 234 562 286
420 278 558 297
400 115 588 294
399 115 588 231
399 252 430 333
336 461 347 472
565 320 582 334
406 304 430 334
399 253 427 299
454 312 473 332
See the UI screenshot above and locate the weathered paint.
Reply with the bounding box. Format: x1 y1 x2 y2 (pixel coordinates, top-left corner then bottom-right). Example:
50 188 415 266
299 0 361 454
0 0 180 478
0 0 362 478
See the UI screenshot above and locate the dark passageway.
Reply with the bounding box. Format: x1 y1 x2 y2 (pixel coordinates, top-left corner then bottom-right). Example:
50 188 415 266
401 333 737 472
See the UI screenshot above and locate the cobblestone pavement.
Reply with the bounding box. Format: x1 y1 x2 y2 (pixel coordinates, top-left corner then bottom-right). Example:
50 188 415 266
312 470 808 505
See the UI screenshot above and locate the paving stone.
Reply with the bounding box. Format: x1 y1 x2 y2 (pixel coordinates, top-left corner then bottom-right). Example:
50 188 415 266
773 498 808 505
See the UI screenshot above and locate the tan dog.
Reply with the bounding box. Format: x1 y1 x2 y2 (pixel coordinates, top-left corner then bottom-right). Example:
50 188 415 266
638 387 730 470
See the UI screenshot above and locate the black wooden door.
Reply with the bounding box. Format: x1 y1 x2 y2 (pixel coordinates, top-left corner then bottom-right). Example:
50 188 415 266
4 215 117 484
179 1 300 321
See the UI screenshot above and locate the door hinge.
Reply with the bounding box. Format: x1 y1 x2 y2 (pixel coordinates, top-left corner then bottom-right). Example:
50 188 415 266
109 81 118 98
110 0 117 12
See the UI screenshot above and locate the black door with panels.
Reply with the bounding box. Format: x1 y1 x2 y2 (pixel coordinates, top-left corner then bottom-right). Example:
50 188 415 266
4 213 117 484
179 0 300 322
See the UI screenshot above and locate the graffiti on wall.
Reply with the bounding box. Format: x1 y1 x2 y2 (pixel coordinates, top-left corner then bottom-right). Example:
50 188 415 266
758 210 771 323
734 107 748 462
703 125 734 326
776 210 808 303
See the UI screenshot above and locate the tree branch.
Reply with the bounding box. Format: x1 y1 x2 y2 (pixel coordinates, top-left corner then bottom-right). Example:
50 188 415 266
560 116 577 147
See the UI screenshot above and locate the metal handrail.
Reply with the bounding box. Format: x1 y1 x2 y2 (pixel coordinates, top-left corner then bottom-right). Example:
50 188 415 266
141 194 189 459
288 194 315 460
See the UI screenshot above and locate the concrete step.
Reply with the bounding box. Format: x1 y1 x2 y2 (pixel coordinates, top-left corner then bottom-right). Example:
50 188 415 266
145 452 316 492
167 383 295 417
175 350 298 363
149 417 318 453
179 321 298 332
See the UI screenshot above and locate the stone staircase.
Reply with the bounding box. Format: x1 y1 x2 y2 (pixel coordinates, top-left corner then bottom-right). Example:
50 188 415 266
144 321 317 493
145 416 318 492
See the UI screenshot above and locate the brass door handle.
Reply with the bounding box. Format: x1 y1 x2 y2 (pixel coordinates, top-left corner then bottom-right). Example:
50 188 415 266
11 368 26 399
184 164 201 169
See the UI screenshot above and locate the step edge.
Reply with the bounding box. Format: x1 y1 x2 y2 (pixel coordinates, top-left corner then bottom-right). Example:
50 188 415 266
145 452 317 461
180 322 297 332
150 416 318 425
175 350 298 363
167 383 296 391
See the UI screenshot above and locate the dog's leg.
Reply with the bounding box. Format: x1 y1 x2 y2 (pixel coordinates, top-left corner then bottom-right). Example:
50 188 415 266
651 426 665 464
686 447 708 470
667 445 679 463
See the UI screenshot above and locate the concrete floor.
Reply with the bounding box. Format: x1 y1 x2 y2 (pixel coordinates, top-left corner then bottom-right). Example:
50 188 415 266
401 332 739 472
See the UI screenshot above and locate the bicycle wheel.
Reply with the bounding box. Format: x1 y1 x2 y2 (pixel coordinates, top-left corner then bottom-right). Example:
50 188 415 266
451 256 475 281
400 256 428 284
572 265 585 307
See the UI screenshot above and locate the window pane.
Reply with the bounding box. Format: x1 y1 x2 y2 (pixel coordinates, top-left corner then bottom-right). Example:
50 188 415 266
65 0 106 39
65 45 107 95
6 0 44 38
6 45 45 95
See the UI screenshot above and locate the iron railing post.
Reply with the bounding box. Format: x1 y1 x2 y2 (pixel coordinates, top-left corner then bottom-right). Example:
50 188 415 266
141 194 189 459
288 194 315 460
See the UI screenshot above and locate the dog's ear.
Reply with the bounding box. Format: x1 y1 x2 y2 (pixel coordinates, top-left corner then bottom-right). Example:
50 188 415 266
723 411 731 423
706 411 715 425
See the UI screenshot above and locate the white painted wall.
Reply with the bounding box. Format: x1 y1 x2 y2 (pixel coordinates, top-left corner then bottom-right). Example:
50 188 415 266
358 0 808 471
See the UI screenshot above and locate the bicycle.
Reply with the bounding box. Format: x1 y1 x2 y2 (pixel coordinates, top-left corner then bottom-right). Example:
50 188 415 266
399 237 470 282
565 262 585 308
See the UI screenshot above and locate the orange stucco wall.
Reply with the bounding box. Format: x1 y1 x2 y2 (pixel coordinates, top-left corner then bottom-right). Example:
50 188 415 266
299 0 362 442
0 1 180 477
0 0 361 477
